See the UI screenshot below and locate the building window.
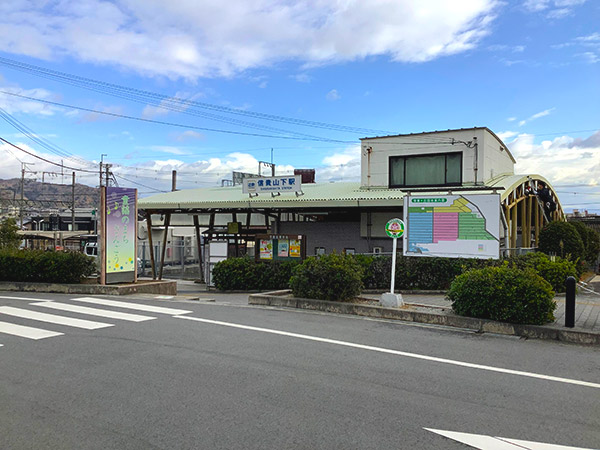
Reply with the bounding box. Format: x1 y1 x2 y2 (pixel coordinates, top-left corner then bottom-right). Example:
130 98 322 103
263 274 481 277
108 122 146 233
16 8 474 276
389 152 462 188
315 247 325 255
373 246 383 254
343 248 355 255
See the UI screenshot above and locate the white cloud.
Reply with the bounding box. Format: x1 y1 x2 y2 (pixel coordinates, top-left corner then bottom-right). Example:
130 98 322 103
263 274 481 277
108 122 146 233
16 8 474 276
326 89 341 101
507 117 517 122
292 73 312 83
522 0 586 17
506 131 600 211
497 130 518 141
518 107 555 126
79 104 124 122
0 0 500 79
0 85 61 116
173 130 205 141
487 44 525 52
141 91 206 119
148 146 190 156
577 52 599 64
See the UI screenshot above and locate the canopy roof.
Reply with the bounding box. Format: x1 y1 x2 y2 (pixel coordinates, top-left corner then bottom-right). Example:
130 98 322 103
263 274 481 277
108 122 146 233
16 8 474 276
138 174 559 212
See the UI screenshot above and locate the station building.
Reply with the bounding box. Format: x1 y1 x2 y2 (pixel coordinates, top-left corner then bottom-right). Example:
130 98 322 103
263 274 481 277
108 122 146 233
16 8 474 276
138 127 564 280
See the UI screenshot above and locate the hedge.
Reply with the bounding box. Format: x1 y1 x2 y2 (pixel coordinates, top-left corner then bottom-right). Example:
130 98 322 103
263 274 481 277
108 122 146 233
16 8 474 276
211 256 300 291
448 266 556 325
289 253 363 301
213 252 578 294
0 249 96 283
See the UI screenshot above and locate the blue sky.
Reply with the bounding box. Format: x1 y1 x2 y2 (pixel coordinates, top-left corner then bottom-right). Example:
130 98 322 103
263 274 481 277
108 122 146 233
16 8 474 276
0 0 598 212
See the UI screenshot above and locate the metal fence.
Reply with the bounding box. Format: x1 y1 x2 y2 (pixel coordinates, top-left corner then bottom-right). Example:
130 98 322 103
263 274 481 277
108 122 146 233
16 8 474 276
137 240 202 279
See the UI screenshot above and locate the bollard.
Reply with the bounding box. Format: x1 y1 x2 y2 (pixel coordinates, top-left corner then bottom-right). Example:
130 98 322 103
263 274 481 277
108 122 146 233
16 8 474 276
565 276 576 328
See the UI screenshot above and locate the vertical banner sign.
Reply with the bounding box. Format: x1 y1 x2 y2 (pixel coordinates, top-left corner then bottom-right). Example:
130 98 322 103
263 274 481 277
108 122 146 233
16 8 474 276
105 187 137 283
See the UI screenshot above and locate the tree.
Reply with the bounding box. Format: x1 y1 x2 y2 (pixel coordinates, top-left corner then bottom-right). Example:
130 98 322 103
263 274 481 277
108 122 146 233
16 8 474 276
571 221 600 267
0 218 21 249
538 221 584 261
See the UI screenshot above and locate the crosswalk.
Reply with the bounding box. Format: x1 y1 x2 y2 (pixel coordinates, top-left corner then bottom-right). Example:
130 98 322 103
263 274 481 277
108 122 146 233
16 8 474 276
0 296 192 346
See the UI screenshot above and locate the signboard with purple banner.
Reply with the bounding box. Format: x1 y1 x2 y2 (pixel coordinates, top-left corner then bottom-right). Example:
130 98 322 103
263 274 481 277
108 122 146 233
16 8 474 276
105 187 137 283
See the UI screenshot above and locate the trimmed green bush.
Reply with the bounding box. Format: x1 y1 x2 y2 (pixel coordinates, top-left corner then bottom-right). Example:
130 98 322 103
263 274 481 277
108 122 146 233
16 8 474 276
505 252 577 292
212 256 300 291
0 249 96 283
448 266 556 325
290 253 363 301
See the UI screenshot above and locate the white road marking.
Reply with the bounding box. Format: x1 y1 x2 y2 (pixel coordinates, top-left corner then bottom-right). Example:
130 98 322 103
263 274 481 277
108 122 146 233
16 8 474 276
424 428 595 449
33 302 155 322
0 321 63 340
72 297 192 315
176 315 600 390
0 306 113 330
0 295 53 302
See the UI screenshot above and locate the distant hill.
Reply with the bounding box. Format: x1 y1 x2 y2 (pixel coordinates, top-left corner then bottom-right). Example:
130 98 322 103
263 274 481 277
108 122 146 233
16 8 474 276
0 178 99 209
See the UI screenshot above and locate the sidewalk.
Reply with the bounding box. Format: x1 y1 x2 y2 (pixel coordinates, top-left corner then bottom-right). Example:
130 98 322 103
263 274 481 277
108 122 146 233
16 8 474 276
173 279 600 343
361 291 600 334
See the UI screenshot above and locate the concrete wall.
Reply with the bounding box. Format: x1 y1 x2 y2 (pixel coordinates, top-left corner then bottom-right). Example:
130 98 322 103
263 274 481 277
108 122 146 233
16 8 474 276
360 128 514 188
278 220 395 254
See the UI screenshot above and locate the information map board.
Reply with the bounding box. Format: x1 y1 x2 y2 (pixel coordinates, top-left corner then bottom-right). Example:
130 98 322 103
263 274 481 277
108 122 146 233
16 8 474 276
255 234 306 261
403 194 500 260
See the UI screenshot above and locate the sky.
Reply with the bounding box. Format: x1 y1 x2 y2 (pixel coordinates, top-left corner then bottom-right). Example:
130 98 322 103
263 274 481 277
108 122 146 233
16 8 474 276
0 0 598 212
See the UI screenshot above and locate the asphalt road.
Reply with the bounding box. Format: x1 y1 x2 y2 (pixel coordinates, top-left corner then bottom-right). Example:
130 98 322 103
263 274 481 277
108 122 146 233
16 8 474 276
0 291 599 449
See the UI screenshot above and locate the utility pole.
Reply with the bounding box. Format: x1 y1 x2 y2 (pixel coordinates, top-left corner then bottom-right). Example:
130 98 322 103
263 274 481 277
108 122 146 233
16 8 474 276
20 164 24 231
71 172 75 232
105 164 112 187
19 162 35 232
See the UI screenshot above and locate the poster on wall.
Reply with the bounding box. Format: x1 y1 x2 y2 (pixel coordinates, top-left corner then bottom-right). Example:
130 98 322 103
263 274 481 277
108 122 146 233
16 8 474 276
259 239 273 260
289 239 301 258
403 194 500 260
278 239 289 257
105 187 137 283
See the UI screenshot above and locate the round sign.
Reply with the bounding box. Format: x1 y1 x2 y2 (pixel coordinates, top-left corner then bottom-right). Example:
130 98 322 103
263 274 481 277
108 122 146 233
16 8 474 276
385 218 405 238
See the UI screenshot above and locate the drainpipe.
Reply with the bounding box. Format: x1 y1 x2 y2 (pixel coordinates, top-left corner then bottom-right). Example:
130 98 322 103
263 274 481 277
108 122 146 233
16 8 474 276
473 137 478 186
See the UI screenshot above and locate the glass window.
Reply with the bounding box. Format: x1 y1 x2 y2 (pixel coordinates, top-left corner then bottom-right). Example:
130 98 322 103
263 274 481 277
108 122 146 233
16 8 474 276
446 153 461 184
406 154 445 185
389 157 404 186
389 152 461 187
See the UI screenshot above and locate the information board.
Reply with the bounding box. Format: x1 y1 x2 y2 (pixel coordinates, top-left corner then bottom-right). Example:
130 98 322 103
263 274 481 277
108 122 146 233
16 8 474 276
255 235 306 261
105 187 137 283
403 194 500 259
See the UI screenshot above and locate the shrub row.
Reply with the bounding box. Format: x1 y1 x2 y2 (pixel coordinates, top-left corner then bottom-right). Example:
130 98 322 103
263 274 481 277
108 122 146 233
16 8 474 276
213 252 578 293
0 249 96 283
211 256 300 291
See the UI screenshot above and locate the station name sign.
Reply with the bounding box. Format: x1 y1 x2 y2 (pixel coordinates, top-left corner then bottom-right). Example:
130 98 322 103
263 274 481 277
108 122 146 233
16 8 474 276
242 175 302 194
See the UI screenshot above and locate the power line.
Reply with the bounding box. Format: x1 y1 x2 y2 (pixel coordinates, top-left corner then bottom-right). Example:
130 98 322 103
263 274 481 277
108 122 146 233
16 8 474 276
0 106 97 168
0 56 393 136
0 90 353 143
0 137 97 173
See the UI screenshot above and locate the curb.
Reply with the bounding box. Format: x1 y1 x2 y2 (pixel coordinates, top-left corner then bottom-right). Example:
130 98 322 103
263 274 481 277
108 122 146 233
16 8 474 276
0 280 177 296
248 290 600 346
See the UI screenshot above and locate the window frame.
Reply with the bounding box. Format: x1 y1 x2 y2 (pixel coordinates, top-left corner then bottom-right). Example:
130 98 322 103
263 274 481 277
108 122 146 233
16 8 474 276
388 152 463 188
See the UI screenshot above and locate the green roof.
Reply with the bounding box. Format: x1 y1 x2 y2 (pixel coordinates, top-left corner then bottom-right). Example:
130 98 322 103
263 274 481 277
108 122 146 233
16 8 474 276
138 174 560 211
